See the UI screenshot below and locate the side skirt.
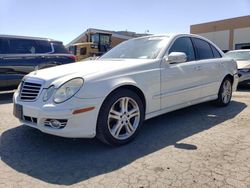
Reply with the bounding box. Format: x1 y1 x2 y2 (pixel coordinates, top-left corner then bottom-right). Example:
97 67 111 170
145 95 218 120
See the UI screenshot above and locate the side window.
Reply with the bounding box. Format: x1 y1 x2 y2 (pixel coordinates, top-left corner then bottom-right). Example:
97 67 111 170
169 37 195 61
8 39 38 54
36 40 52 53
192 38 214 60
52 42 68 53
210 44 222 58
0 38 8 54
80 47 87 55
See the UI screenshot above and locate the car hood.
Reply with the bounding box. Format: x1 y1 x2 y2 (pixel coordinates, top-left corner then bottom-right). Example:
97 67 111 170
236 60 250 69
26 59 154 88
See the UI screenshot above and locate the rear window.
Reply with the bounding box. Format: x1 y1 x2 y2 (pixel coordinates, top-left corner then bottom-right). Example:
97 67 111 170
210 45 222 58
8 38 38 54
36 40 52 53
192 38 214 60
0 38 8 54
52 42 69 53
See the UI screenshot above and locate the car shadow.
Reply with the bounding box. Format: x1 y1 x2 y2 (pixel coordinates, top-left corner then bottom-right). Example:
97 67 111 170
0 91 14 105
237 85 250 92
0 100 246 185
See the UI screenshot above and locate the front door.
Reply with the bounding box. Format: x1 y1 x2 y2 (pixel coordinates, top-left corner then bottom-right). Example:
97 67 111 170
160 37 203 109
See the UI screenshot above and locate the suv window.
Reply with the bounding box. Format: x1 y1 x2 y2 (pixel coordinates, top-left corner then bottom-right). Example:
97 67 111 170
0 38 8 54
169 37 195 61
210 44 222 58
36 40 52 53
8 38 38 54
52 42 68 53
192 38 214 60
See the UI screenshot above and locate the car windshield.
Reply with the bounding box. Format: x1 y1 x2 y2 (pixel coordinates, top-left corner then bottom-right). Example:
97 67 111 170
225 51 250 61
100 37 167 59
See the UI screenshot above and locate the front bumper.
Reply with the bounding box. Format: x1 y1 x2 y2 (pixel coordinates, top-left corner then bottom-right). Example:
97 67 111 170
13 91 104 138
233 73 239 91
238 71 250 85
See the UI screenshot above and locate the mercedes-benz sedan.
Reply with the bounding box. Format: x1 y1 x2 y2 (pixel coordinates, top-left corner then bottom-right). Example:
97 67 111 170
13 34 239 145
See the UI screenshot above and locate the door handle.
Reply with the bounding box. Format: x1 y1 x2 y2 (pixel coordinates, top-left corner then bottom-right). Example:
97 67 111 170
194 66 202 71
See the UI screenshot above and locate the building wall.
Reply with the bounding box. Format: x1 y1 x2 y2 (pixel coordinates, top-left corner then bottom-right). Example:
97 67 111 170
233 27 250 49
190 16 250 51
198 30 230 51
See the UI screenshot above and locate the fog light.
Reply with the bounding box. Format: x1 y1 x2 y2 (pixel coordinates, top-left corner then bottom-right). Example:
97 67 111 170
49 120 62 128
44 119 67 129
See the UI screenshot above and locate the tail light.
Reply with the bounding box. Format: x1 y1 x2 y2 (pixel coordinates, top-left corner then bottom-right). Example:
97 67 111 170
68 55 77 62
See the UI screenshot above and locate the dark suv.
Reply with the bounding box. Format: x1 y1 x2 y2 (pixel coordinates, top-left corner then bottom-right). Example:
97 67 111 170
0 35 76 90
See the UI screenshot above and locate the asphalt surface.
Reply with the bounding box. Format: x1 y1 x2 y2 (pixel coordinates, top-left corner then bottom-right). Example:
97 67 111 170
0 89 250 188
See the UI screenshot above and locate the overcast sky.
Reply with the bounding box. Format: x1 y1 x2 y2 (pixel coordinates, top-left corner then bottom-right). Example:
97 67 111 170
0 0 249 44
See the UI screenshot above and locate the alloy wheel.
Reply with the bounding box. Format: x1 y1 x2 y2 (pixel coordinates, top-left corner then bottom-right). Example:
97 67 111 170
221 80 232 104
107 97 140 140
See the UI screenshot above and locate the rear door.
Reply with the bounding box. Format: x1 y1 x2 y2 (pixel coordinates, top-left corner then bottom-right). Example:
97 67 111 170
40 42 73 68
0 38 43 89
191 37 223 98
0 37 12 89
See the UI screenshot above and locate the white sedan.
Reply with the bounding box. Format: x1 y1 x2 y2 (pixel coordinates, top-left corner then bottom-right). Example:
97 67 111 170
225 50 250 85
13 34 239 145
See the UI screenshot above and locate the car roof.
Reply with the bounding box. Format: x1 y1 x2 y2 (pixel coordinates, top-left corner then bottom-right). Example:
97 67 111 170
134 33 213 40
227 49 250 53
0 34 61 42
133 33 220 48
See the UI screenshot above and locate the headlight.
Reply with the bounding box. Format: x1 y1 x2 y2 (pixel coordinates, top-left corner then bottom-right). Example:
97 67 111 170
43 86 55 102
53 78 84 103
16 81 23 94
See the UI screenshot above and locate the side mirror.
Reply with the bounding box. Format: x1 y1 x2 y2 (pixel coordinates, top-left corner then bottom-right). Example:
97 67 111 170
166 52 187 64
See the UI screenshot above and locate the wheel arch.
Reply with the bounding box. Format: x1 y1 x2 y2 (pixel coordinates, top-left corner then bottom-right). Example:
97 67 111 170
103 84 146 111
96 83 147 145
224 74 234 84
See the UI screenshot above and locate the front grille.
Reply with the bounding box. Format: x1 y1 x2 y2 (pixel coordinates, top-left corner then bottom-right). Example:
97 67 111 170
20 81 42 101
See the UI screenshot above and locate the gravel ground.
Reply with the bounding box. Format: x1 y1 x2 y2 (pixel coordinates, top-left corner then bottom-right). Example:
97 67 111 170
0 89 250 188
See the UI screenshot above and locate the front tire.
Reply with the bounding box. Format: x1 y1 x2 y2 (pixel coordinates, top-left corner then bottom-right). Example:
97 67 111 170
96 89 145 146
214 77 233 107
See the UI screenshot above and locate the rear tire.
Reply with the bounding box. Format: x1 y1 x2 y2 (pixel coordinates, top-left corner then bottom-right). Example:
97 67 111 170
214 77 233 107
96 88 145 146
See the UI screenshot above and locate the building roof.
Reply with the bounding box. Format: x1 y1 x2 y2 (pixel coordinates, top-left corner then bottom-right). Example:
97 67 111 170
191 15 250 27
191 15 250 34
66 28 150 47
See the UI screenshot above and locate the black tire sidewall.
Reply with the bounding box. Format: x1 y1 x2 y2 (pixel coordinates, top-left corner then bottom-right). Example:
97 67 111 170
96 88 145 146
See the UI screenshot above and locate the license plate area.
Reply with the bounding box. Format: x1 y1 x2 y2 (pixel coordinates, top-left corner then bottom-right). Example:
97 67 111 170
13 103 23 119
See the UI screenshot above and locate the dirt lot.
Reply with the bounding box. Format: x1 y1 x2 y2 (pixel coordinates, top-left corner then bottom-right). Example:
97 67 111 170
0 89 250 188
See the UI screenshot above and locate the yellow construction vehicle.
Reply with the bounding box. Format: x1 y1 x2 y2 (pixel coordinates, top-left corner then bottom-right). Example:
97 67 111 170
68 32 112 61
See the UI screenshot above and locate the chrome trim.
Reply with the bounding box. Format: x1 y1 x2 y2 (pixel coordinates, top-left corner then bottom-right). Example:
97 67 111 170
19 78 45 102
